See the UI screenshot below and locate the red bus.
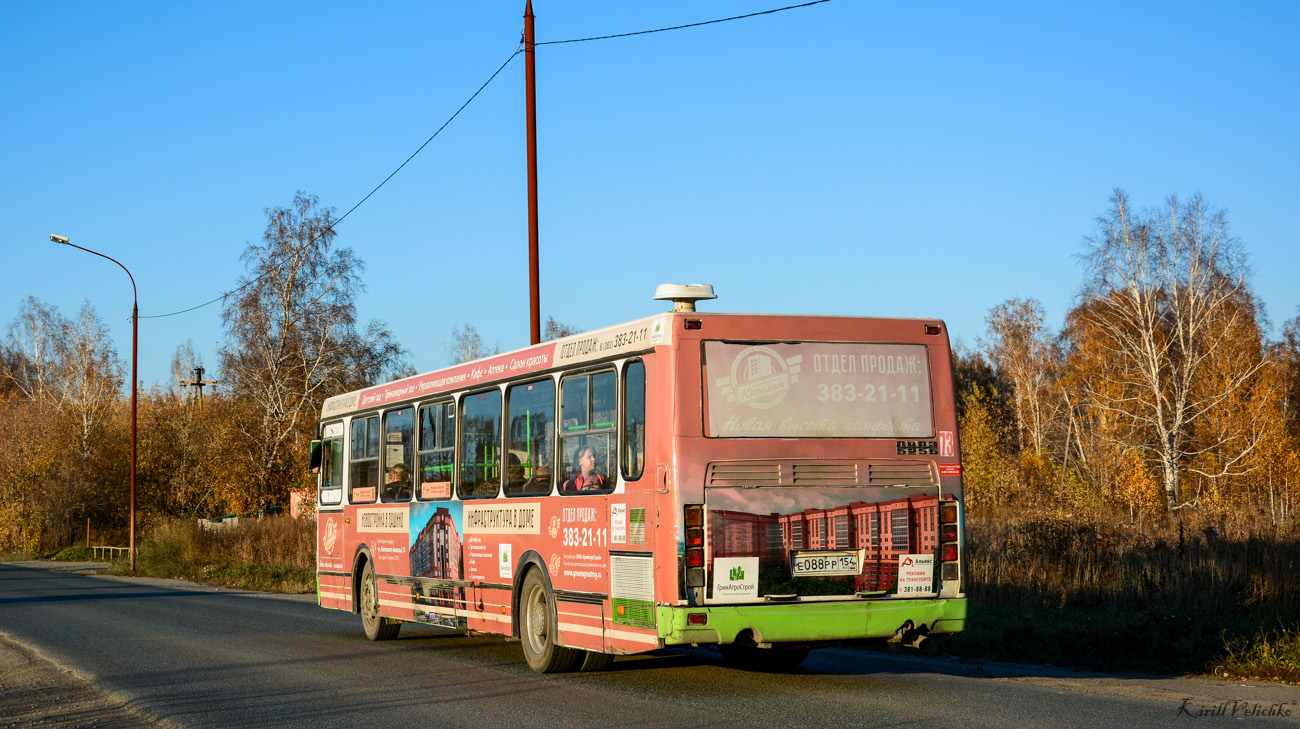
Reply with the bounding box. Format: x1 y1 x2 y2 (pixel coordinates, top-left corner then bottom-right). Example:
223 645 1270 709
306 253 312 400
313 285 966 672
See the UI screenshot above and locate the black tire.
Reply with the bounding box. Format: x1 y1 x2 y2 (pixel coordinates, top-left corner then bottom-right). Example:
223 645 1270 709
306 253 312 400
360 561 400 641
578 650 615 672
719 644 809 671
519 569 582 673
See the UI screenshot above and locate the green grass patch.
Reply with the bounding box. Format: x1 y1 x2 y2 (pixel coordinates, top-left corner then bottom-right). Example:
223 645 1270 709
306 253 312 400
48 546 98 561
0 551 39 562
1215 626 1300 683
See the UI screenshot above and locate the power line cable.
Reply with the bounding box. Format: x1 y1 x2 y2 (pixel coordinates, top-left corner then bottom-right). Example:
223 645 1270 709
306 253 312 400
142 47 523 319
537 0 832 45
144 0 833 319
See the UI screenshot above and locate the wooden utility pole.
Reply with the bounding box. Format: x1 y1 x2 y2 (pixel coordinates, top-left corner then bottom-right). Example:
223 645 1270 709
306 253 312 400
525 0 541 345
179 365 219 405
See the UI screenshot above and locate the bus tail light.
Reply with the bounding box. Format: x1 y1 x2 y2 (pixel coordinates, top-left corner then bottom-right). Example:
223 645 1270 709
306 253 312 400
685 505 706 588
687 612 708 626
939 498 960 582
940 502 957 524
925 324 942 335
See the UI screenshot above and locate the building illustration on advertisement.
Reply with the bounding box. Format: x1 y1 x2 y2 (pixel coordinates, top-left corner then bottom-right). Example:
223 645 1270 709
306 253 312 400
410 505 464 627
708 493 939 593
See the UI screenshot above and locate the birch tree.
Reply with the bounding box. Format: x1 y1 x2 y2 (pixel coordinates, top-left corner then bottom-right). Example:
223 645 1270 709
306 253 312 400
2 298 122 458
446 323 497 365
1076 190 1265 511
220 192 404 509
543 316 579 341
3 296 64 401
983 298 1059 454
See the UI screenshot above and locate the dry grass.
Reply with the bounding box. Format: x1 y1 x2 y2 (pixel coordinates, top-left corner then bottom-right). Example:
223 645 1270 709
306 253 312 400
110 505 1300 681
940 506 1300 679
110 516 316 593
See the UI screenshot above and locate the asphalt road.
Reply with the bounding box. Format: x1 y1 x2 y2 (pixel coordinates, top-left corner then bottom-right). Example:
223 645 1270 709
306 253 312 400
2 562 1296 729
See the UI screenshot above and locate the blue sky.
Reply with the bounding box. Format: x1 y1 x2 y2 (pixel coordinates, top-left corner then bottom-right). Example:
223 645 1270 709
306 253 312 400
4 1 1298 388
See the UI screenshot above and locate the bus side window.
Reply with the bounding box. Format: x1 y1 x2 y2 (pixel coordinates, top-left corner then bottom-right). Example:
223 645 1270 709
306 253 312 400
350 416 379 503
382 407 414 502
559 371 617 495
417 401 455 500
505 378 555 496
459 390 502 499
320 438 344 505
622 360 645 481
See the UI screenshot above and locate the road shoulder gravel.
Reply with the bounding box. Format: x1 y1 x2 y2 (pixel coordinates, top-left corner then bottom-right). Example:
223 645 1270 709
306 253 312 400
0 630 159 729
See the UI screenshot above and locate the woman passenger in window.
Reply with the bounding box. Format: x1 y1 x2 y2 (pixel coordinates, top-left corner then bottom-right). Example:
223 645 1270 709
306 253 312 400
563 446 607 492
385 463 411 500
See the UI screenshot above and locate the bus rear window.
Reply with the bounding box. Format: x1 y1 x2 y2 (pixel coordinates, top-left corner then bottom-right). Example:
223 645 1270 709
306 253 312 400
703 341 933 438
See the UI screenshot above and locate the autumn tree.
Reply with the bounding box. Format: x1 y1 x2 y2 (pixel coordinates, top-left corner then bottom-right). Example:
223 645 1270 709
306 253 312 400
0 297 125 548
0 395 58 552
1059 299 1134 504
1075 191 1266 511
220 191 404 511
1244 313 1300 524
1278 312 1300 441
983 298 1060 455
958 384 1020 511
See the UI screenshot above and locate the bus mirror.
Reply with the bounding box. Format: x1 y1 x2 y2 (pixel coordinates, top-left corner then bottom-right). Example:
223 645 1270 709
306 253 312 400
309 440 322 474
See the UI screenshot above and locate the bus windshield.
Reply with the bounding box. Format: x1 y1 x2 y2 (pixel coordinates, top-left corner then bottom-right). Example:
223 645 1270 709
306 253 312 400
704 341 933 438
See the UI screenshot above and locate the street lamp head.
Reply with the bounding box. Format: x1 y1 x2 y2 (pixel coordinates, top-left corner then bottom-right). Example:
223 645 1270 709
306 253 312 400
50 234 69 245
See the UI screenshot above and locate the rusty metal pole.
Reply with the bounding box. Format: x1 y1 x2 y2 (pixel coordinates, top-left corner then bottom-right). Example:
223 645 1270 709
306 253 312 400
130 299 137 573
525 0 541 345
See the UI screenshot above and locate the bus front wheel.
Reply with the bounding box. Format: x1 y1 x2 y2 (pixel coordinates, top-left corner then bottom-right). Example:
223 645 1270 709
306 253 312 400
360 561 400 641
519 569 581 672
579 650 614 672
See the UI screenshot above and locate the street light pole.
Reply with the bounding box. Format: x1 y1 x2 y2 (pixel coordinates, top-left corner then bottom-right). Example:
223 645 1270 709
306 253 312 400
49 234 137 574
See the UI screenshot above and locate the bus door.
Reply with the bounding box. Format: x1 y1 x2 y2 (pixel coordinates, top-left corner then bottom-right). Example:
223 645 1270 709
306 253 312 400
317 422 349 610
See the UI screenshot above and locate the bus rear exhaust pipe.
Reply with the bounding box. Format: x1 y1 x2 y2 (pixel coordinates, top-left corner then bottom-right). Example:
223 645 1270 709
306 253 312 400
888 621 914 644
889 621 929 649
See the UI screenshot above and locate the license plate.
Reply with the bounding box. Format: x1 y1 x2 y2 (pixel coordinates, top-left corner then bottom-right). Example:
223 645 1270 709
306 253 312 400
791 550 862 576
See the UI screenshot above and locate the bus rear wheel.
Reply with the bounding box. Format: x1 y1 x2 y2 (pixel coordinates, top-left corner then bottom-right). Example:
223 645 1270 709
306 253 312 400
360 561 400 641
719 644 809 671
519 569 581 673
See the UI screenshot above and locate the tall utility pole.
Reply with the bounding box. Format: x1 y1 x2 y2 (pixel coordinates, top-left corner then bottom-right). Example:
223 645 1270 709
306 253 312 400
524 0 541 345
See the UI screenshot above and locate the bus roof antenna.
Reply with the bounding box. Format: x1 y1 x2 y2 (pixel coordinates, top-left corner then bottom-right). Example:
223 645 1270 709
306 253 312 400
653 283 717 312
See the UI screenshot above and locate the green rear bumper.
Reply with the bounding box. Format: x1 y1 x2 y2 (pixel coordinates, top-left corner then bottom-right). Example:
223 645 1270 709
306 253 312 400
658 597 966 646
